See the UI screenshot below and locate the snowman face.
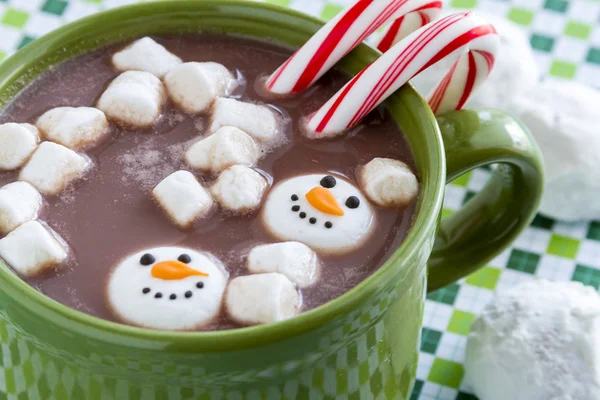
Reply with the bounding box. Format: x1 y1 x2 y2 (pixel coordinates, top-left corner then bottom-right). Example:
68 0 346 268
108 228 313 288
262 174 374 253
107 247 228 331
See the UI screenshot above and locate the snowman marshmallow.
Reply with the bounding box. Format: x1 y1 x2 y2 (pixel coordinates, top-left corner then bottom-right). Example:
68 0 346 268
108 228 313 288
107 247 228 331
262 174 375 254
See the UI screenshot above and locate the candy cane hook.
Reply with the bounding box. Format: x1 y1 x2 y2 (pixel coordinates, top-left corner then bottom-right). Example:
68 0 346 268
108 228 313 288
307 12 499 137
266 0 444 95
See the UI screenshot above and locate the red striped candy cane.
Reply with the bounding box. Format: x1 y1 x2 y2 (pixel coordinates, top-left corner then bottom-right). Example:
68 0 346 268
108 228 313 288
266 0 443 95
376 1 442 52
306 12 499 136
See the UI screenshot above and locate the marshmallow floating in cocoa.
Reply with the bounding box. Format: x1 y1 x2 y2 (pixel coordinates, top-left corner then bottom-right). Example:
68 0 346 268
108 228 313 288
152 170 213 229
97 71 165 127
225 272 300 326
185 126 259 174
0 182 42 236
112 37 182 78
359 158 418 208
36 107 109 150
0 220 68 277
164 62 236 113
0 123 39 171
209 98 279 142
262 174 374 254
210 165 268 213
19 142 89 195
247 242 319 288
107 247 228 330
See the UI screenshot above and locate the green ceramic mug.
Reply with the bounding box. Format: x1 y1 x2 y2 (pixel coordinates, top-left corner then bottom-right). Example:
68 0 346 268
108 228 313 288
0 1 543 398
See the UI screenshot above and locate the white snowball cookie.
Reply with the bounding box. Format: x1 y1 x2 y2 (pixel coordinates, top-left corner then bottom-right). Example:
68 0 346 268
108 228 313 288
107 247 228 331
225 272 300 326
97 71 165 127
0 123 39 171
164 62 236 113
510 80 600 221
247 242 319 288
209 98 279 142
411 11 539 110
210 165 268 213
112 37 182 78
36 107 109 150
0 182 42 236
465 280 600 400
359 158 418 208
262 174 374 254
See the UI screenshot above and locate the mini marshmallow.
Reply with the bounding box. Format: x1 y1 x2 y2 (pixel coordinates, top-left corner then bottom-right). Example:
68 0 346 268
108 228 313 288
0 123 39 170
0 220 67 277
97 71 165 127
36 107 109 150
0 182 42 236
153 170 213 228
108 247 229 331
19 142 89 195
225 273 300 326
247 242 319 288
210 165 267 213
209 98 279 142
164 62 236 113
185 126 259 174
112 37 182 78
359 158 418 208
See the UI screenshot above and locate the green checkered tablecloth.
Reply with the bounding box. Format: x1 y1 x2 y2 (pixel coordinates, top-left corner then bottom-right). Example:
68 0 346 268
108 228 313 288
0 0 599 399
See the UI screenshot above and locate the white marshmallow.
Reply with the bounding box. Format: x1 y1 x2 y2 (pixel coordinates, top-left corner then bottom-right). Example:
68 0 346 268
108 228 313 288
225 273 300 326
97 71 165 127
185 126 259 174
164 62 236 113
0 182 42 236
0 123 39 171
210 165 267 213
112 37 182 78
19 142 89 195
36 107 109 150
247 242 319 288
0 220 67 277
108 247 229 331
152 170 213 228
359 158 418 208
209 98 279 142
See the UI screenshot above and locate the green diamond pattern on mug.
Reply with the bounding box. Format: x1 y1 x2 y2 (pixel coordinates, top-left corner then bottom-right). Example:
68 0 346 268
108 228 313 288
0 0 599 399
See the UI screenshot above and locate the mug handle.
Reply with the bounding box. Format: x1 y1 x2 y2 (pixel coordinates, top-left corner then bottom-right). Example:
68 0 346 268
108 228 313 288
427 108 544 292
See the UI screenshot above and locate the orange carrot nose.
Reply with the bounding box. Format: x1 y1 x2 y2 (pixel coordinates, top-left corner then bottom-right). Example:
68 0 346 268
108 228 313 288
305 186 344 216
151 261 208 280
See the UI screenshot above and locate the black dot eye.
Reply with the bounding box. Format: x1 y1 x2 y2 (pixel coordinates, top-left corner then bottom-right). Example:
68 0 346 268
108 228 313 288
140 253 155 266
320 175 336 188
178 254 191 264
345 196 360 209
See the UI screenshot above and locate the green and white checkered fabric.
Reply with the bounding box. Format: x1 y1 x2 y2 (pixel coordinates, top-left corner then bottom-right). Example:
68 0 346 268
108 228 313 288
0 0 599 399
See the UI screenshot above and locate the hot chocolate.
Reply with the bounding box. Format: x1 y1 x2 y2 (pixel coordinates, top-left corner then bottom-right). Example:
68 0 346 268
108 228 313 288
0 34 418 331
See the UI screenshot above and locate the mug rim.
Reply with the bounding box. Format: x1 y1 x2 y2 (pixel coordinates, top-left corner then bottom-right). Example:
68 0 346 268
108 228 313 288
0 0 446 349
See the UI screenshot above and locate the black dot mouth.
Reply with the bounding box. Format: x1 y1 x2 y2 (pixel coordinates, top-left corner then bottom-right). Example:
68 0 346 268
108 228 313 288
142 281 204 300
288 200 333 229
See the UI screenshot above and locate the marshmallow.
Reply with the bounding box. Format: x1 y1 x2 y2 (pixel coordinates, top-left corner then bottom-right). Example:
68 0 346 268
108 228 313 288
0 182 42 236
247 242 319 288
209 98 279 142
262 174 374 254
0 123 39 171
210 165 268 213
97 71 165 127
112 37 182 78
0 220 67 277
185 126 259 174
36 107 109 150
359 158 418 208
225 273 300 326
510 80 600 221
465 280 600 400
164 62 236 113
152 170 213 229
108 247 229 331
19 142 89 195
